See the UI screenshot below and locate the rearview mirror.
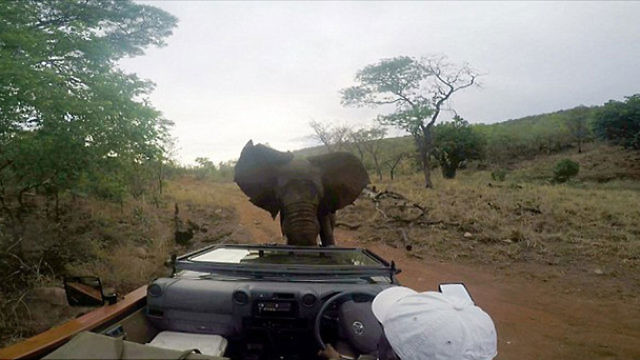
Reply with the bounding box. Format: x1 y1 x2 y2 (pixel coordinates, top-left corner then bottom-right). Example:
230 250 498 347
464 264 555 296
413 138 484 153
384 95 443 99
63 276 117 306
438 283 475 304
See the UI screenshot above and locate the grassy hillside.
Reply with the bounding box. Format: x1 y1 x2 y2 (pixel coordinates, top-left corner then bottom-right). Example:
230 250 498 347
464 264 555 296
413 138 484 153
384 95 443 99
291 105 601 182
285 130 639 294
339 142 640 296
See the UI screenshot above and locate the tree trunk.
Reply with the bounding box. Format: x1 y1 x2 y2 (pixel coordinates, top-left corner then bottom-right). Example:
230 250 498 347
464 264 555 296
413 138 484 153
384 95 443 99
354 145 364 162
54 190 60 221
411 122 435 188
421 125 434 188
421 151 433 188
441 164 457 179
373 155 382 181
158 161 164 195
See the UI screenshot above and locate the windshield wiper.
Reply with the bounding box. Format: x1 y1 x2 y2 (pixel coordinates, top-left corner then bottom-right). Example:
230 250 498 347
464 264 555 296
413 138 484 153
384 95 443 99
188 274 254 281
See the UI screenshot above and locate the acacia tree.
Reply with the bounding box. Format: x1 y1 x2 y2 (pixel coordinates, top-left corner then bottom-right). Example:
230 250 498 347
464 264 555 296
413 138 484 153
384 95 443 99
341 56 479 188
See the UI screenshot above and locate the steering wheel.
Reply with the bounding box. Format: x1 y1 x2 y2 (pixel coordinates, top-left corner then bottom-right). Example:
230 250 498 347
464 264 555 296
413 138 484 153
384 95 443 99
314 290 383 356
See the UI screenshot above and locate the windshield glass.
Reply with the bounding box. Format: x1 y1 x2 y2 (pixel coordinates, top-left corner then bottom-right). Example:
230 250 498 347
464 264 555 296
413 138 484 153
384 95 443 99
174 269 393 284
189 247 381 266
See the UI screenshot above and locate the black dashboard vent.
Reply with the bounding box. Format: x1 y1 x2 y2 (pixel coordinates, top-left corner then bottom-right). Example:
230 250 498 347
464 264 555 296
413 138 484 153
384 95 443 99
302 293 317 307
148 284 163 297
233 290 250 305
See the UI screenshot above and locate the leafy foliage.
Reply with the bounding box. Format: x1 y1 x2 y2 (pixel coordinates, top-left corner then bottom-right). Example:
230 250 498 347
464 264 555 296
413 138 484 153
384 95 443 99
166 158 236 182
341 57 433 134
474 106 599 164
553 159 580 183
594 94 640 149
433 116 486 178
0 0 177 205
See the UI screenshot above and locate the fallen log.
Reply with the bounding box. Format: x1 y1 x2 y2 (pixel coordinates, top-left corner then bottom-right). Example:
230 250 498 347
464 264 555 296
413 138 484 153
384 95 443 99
335 221 362 230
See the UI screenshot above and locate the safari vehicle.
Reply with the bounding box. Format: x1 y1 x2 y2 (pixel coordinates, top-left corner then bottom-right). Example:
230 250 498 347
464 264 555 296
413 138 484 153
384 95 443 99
0 244 471 360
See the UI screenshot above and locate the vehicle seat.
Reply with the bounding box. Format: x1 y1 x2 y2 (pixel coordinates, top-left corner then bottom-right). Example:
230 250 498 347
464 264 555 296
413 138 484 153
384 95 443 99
42 331 229 360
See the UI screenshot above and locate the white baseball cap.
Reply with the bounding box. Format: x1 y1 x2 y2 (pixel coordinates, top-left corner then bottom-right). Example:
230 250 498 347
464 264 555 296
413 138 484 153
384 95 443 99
372 286 497 360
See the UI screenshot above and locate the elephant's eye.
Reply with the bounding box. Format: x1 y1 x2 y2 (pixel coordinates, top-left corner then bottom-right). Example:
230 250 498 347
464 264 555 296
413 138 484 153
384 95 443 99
280 180 320 202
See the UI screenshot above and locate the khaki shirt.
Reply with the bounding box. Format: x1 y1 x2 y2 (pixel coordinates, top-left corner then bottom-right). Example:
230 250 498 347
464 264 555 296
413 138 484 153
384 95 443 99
358 355 377 360
330 355 377 360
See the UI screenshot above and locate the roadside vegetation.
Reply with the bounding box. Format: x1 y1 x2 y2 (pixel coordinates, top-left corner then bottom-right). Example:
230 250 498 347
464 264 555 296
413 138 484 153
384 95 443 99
340 143 639 293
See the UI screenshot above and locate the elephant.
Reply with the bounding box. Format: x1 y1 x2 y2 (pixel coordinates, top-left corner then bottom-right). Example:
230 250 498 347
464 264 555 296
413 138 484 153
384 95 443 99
234 140 370 246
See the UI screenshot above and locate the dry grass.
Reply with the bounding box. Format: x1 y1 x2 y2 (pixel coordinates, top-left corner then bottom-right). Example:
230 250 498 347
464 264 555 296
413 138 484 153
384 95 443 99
510 142 640 183
0 177 238 347
62 178 240 293
344 144 640 291
164 178 237 209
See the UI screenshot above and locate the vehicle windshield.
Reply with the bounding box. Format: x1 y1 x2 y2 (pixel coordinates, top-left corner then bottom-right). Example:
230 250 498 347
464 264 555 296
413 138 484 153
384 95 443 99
189 247 380 266
174 245 395 283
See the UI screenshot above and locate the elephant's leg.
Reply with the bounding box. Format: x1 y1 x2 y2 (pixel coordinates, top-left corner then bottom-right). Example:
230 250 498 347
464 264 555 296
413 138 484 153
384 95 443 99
319 213 335 247
278 213 288 243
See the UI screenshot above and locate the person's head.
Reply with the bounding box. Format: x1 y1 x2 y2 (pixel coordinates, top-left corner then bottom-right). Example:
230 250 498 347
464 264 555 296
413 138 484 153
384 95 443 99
372 286 497 360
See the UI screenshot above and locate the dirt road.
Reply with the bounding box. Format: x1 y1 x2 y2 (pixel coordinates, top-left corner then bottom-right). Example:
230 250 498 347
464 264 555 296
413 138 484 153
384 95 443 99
227 188 640 360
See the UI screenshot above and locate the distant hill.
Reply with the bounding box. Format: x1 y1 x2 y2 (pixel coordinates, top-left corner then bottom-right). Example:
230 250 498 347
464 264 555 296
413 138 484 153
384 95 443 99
293 104 602 170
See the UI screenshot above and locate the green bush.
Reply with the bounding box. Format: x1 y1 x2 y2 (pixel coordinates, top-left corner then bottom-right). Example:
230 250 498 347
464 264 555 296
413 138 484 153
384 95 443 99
593 94 640 149
433 116 486 179
553 159 580 183
491 169 507 182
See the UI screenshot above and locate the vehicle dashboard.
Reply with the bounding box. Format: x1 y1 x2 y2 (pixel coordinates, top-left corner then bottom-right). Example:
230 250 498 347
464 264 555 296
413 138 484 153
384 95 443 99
145 244 399 359
147 277 391 335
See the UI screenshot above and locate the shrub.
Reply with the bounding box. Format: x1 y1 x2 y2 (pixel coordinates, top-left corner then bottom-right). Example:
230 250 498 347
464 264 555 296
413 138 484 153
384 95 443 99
433 116 486 179
553 159 580 183
491 169 507 181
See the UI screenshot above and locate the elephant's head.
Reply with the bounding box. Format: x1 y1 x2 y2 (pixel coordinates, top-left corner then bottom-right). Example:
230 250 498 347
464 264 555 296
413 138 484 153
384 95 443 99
234 140 370 246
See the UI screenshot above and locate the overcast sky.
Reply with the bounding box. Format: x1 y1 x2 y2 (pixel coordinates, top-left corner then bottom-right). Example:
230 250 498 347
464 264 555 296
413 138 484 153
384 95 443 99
119 1 640 165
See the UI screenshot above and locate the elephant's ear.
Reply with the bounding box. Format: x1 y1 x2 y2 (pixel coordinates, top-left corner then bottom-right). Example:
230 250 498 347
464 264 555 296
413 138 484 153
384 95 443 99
234 140 294 218
308 152 370 212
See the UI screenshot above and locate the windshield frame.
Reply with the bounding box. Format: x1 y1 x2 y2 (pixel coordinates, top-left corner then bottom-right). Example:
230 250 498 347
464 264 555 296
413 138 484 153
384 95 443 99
173 244 399 280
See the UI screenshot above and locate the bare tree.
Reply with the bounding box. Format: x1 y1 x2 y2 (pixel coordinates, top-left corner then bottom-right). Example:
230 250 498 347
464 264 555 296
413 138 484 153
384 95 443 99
384 151 409 180
341 55 480 188
308 120 351 152
349 127 387 180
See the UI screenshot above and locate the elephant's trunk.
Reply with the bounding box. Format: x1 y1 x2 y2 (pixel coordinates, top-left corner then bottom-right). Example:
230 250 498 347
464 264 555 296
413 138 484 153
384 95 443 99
281 201 320 246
